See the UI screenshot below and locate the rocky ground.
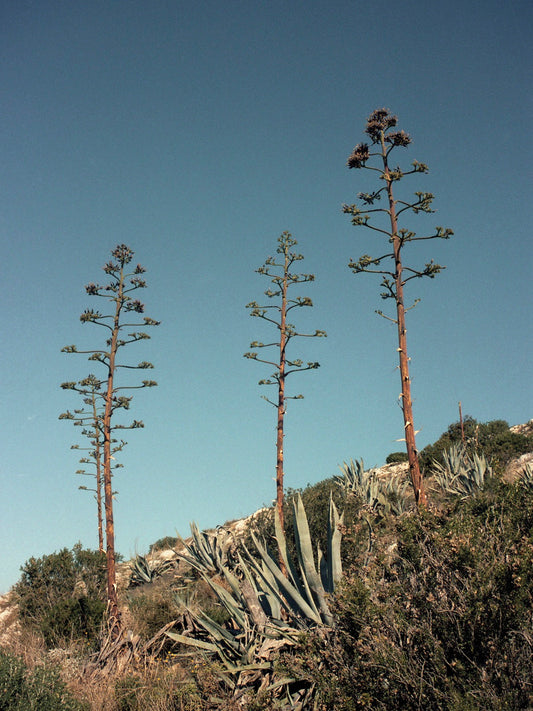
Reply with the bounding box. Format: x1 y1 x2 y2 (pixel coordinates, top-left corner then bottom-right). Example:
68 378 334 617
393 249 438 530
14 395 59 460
0 591 20 648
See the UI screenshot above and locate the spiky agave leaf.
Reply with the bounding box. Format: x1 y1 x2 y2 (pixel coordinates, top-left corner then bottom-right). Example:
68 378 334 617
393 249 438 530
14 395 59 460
176 522 227 575
519 462 533 491
168 564 298 677
325 494 344 592
272 504 310 602
471 453 491 489
165 495 344 704
177 497 345 632
335 459 385 508
250 532 322 625
236 552 278 625
334 458 365 493
245 492 343 626
433 444 493 498
384 475 410 514
335 459 408 519
291 493 333 624
129 554 174 587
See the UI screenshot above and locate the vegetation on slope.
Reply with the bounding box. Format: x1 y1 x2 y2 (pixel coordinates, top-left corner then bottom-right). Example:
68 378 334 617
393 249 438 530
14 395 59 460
289 482 533 710
2 418 532 709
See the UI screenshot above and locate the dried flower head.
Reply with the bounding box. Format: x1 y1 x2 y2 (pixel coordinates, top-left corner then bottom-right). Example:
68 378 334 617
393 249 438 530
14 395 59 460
347 143 370 169
365 108 398 142
385 130 412 147
112 244 134 264
125 299 145 313
80 309 102 323
79 374 102 389
129 277 146 288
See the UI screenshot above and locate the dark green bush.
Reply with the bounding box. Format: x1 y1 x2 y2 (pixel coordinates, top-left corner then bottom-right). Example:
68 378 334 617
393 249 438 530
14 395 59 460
386 451 408 464
287 482 533 710
13 544 107 648
0 647 87 710
419 417 533 473
39 597 106 649
114 674 143 711
148 536 178 554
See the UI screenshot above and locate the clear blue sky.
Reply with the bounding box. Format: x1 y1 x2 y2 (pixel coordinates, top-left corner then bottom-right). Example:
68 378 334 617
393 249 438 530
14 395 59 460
1 0 531 594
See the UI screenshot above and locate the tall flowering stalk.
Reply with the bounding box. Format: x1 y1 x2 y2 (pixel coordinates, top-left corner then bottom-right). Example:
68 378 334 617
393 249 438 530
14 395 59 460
343 109 453 506
61 245 159 634
245 232 326 544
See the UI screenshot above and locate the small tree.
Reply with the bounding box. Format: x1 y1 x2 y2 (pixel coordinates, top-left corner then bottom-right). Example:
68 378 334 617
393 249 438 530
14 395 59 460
61 244 159 634
343 109 453 506
13 543 107 649
244 232 326 538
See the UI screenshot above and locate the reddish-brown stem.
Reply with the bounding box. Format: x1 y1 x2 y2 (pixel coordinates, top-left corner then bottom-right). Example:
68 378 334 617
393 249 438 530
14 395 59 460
102 271 123 637
381 133 427 507
276 251 288 573
459 401 465 445
246 233 323 570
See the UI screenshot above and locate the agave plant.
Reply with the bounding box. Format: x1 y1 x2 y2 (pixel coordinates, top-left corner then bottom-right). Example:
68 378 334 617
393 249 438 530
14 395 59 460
170 561 299 686
166 493 343 705
175 522 229 575
432 444 493 498
248 493 343 627
129 554 175 587
335 458 368 496
335 458 409 515
519 462 533 491
382 476 411 515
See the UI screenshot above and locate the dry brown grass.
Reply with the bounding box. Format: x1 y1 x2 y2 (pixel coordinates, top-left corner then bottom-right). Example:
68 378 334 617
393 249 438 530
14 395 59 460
0 595 202 710
67 655 204 711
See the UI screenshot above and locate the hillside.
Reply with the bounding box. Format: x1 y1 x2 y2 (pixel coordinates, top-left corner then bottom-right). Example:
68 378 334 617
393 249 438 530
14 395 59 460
1 418 532 710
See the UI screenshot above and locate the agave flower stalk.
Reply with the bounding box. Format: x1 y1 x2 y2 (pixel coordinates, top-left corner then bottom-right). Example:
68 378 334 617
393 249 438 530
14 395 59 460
244 232 326 549
61 244 159 636
344 109 453 506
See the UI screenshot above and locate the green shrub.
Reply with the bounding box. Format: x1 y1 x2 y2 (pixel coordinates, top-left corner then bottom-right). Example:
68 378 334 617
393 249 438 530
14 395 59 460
285 482 533 710
386 451 408 464
420 417 533 473
13 544 107 648
114 674 143 711
0 647 87 710
127 587 181 642
39 597 106 650
148 536 178 554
